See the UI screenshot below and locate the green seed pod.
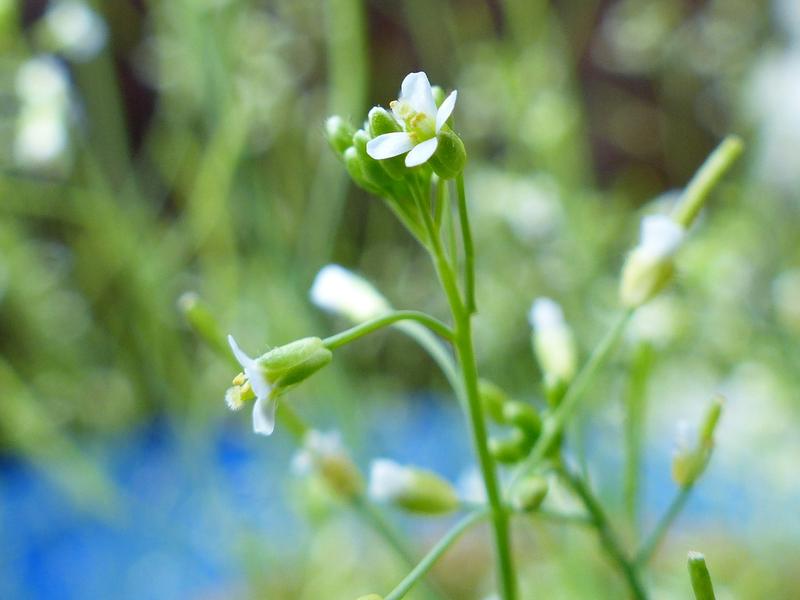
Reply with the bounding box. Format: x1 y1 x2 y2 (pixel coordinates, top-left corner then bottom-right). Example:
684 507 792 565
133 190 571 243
620 250 676 308
510 476 549 512
429 128 466 180
325 115 356 157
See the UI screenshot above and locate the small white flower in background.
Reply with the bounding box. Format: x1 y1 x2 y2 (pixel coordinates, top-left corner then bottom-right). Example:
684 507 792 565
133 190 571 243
529 297 577 385
368 459 414 503
620 214 686 308
291 430 345 475
42 0 108 62
226 335 277 435
14 56 71 167
366 71 457 168
310 264 390 323
636 214 685 261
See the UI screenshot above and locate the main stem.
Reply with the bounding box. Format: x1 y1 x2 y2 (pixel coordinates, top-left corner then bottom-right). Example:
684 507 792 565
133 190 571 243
413 181 517 599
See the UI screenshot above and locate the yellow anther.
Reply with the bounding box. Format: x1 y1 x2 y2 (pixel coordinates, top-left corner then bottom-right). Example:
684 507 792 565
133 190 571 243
232 372 247 386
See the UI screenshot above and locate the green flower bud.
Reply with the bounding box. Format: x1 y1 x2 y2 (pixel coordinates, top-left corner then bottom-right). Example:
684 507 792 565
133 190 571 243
353 129 397 194
687 551 717 600
344 147 383 195
502 401 541 440
480 379 508 423
264 337 332 393
529 298 577 400
429 128 466 180
293 430 364 500
368 459 459 514
367 107 407 180
510 476 549 512
489 428 534 464
326 115 356 157
431 85 446 107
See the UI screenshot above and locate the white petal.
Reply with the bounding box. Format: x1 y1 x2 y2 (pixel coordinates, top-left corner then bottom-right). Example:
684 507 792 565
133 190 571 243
366 132 414 159
404 137 438 167
400 72 437 118
368 459 411 501
228 334 254 369
528 297 565 331
639 215 685 259
435 90 457 133
245 365 272 401
253 396 278 435
310 264 391 322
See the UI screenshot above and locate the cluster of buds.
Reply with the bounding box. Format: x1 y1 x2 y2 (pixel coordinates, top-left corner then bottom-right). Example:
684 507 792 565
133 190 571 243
671 395 723 487
326 72 467 223
225 335 332 436
480 380 542 465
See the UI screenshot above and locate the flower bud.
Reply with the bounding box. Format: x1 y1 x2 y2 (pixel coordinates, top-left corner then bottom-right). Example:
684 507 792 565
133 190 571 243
620 215 685 308
431 85 446 107
429 128 466 180
367 107 407 180
326 115 356 157
671 395 723 487
368 459 459 514
529 298 577 401
344 147 383 195
687 551 716 600
510 476 549 512
489 428 533 464
261 337 332 394
502 401 541 440
292 430 364 500
479 379 508 423
310 264 391 323
353 129 397 195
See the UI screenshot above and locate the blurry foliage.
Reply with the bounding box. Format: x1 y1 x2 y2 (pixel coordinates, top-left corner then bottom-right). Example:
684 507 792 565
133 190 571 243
0 0 799 598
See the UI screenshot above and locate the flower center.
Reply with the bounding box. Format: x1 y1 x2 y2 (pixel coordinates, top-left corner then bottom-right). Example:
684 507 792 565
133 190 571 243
390 100 435 142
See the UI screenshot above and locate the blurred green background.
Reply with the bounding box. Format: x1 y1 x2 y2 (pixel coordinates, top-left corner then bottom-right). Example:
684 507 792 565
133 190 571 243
1 0 799 598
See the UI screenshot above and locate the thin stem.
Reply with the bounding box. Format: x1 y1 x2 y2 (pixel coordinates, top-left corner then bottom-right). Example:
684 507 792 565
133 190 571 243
322 310 453 350
511 310 634 488
671 135 744 228
456 174 476 314
624 342 654 535
353 496 446 600
560 465 648 600
384 508 490 600
635 486 692 567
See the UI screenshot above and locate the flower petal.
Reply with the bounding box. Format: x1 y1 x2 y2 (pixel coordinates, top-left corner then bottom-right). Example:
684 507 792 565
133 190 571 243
404 137 438 167
435 90 457 133
253 395 278 435
228 334 254 369
366 132 414 159
400 72 437 118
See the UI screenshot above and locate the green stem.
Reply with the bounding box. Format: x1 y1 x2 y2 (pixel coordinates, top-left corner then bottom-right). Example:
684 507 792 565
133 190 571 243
511 310 634 487
624 342 654 535
456 174 476 314
671 135 744 228
560 466 648 600
635 486 692 567
353 496 445 600
322 310 453 350
384 508 490 600
687 552 717 600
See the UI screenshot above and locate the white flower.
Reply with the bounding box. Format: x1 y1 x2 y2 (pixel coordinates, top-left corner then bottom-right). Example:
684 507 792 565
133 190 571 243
291 430 344 475
310 264 390 323
636 214 685 260
367 459 414 502
14 110 68 166
43 0 108 62
366 71 457 168
226 335 277 436
529 297 577 383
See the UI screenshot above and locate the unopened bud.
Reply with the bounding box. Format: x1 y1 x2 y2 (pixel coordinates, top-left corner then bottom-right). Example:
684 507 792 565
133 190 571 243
429 128 466 180
367 107 406 180
431 85 446 107
480 379 508 423
671 396 723 487
620 215 685 308
368 459 459 514
353 129 396 195
326 115 356 156
292 430 364 500
529 298 577 399
489 428 534 464
510 476 549 512
502 401 541 440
